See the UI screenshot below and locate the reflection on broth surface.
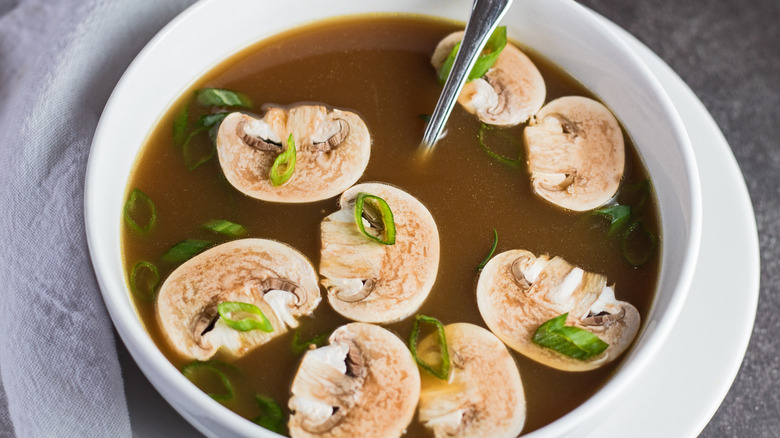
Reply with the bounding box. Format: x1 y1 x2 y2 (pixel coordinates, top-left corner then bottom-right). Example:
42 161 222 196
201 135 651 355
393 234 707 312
121 15 660 436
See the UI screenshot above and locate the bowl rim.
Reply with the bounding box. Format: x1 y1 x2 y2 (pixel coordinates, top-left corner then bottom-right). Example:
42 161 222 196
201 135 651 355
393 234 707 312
84 0 702 436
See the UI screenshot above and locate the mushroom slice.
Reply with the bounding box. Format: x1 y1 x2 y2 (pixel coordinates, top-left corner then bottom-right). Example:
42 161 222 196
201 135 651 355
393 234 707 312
288 322 420 438
216 104 371 203
476 249 640 371
524 96 625 211
156 239 320 361
320 183 440 323
431 31 546 127
418 323 525 438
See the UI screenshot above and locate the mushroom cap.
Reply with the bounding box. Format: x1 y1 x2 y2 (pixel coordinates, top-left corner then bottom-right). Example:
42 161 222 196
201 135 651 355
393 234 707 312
216 104 371 203
524 96 625 211
156 238 320 361
288 322 420 438
418 323 525 438
320 183 440 323
476 249 640 371
431 31 546 127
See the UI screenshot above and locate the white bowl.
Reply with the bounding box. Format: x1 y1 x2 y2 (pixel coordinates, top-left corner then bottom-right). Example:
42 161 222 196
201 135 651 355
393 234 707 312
85 0 701 436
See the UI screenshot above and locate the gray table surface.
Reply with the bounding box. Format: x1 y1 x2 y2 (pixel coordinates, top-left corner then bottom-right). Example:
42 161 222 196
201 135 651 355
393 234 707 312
118 0 779 437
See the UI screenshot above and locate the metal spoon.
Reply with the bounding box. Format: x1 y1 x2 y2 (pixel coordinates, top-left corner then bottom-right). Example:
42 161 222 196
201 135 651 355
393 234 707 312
419 0 513 157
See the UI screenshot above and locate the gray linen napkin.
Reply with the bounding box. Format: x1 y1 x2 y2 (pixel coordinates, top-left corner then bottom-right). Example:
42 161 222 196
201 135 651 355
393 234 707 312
0 0 194 435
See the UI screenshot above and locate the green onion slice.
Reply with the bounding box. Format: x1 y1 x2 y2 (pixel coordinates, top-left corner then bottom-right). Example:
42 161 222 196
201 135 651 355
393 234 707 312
354 192 396 245
409 315 451 380
203 219 247 237
269 134 296 186
478 124 523 168
532 313 608 360
476 228 498 270
619 179 651 209
182 361 234 401
172 104 189 146
291 330 330 355
129 261 160 301
124 188 157 233
438 26 507 84
253 395 286 434
161 239 213 264
622 220 658 267
195 88 252 108
419 114 432 123
217 301 274 332
592 204 632 235
181 113 229 170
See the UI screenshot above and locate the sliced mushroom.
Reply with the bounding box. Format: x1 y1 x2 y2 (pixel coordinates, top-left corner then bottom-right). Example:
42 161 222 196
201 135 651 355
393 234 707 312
320 183 440 323
431 31 546 127
216 104 371 203
476 249 640 371
524 96 625 211
288 322 420 438
156 239 320 361
417 323 525 438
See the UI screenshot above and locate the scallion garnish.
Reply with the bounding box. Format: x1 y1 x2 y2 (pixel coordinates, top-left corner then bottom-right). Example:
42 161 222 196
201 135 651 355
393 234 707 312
269 134 296 186
162 239 213 263
622 220 658 267
478 123 523 168
291 329 330 355
354 192 396 245
172 105 189 146
182 361 234 401
419 114 432 123
195 88 252 108
592 204 632 235
618 179 651 209
203 219 247 237
253 395 286 434
182 112 229 170
409 315 451 380
124 188 157 233
438 26 507 85
476 228 498 270
217 301 274 332
129 261 160 301
532 313 608 360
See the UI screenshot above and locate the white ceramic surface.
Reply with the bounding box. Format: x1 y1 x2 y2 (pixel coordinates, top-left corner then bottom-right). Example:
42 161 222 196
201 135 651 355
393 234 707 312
85 1 702 437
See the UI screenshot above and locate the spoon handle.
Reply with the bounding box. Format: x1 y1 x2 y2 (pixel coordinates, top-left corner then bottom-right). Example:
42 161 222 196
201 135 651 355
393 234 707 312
420 0 514 155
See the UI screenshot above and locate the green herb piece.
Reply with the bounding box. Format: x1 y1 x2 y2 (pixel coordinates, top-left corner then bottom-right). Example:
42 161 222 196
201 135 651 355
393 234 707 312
476 229 498 270
438 26 507 84
532 313 608 360
195 88 252 108
182 361 234 401
622 221 658 267
217 301 274 332
419 114 432 123
253 395 286 434
162 239 213 263
172 104 189 146
291 330 330 355
354 192 396 245
181 113 229 170
129 261 160 301
124 188 157 234
592 204 632 235
269 134 296 186
478 124 523 168
409 315 451 380
203 219 247 237
619 179 651 209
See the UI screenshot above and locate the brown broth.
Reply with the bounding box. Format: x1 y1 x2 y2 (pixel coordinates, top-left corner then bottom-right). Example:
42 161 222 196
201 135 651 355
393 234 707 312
121 14 660 436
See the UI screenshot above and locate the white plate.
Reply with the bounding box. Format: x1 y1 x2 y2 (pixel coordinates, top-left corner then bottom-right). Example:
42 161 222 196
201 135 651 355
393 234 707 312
119 11 759 438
